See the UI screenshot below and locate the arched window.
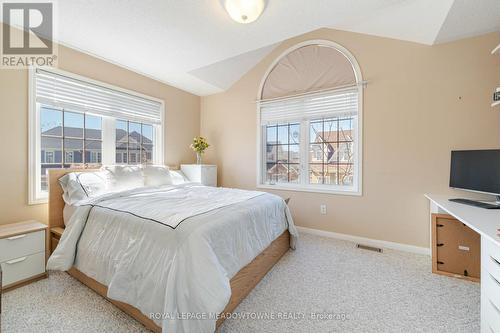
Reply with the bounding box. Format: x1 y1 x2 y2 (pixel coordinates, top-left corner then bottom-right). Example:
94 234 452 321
257 40 363 195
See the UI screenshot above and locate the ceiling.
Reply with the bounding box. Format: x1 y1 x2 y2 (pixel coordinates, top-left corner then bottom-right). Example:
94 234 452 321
7 0 500 96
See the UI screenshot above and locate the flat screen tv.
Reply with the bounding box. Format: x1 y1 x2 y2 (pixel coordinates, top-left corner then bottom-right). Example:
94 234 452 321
450 149 500 197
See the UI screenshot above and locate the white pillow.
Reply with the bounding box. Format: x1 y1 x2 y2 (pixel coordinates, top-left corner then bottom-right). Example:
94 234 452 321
59 171 108 205
101 165 144 191
170 170 189 185
142 165 172 187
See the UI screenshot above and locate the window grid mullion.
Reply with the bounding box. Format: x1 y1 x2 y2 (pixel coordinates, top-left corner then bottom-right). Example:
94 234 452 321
83 112 86 165
287 123 290 182
61 109 65 169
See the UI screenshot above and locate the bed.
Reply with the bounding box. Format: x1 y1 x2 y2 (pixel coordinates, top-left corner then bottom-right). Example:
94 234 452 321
46 167 297 333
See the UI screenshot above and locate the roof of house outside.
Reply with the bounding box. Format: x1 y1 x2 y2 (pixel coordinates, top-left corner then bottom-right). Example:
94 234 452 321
41 126 153 150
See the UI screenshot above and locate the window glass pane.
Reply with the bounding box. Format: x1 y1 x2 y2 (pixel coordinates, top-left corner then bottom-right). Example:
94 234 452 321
41 137 62 164
289 124 300 144
266 145 277 163
264 122 300 184
277 125 288 144
40 107 62 136
141 124 154 164
85 140 102 164
325 165 338 185
307 117 356 187
85 114 102 139
276 162 288 182
129 144 140 165
266 126 277 144
338 142 353 163
64 112 84 138
309 143 324 164
116 120 128 164
339 164 354 186
323 120 338 142
289 144 300 164
309 164 323 184
277 145 288 163
116 119 127 132
266 163 277 183
142 143 153 164
64 139 83 164
310 121 323 143
142 124 153 143
129 122 142 145
289 164 300 183
325 142 337 164
338 118 353 142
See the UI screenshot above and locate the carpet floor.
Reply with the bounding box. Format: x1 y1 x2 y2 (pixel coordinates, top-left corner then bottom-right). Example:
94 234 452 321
1 233 480 333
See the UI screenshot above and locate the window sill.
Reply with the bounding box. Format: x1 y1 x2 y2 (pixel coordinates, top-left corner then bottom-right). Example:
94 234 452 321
257 184 362 196
29 193 48 205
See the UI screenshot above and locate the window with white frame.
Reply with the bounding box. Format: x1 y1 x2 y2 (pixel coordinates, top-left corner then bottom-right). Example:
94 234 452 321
30 67 164 203
258 42 362 195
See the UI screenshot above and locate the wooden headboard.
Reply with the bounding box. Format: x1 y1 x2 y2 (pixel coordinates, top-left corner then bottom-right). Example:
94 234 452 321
48 168 98 231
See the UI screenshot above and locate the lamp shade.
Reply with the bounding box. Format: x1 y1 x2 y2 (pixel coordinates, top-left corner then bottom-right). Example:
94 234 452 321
224 0 265 24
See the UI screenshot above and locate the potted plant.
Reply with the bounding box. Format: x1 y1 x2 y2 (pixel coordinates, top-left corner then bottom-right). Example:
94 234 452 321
190 136 210 164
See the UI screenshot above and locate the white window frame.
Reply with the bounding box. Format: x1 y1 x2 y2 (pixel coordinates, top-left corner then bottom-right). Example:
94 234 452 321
256 40 363 196
28 67 165 204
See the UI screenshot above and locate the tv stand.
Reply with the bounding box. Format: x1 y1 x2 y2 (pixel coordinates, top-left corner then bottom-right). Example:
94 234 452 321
449 198 500 209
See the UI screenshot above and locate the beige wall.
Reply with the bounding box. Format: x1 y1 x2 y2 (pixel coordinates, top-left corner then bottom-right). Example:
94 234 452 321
201 28 500 248
0 24 200 225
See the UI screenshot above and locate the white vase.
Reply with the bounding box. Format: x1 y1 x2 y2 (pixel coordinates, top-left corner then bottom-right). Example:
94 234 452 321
196 152 202 165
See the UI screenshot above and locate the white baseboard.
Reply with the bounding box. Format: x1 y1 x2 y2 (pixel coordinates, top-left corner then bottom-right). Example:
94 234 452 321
296 226 431 256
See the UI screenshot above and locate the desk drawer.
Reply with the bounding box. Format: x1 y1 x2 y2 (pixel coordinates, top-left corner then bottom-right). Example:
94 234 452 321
0 252 45 287
485 272 500 313
484 237 500 266
481 238 500 281
0 230 45 262
485 299 500 333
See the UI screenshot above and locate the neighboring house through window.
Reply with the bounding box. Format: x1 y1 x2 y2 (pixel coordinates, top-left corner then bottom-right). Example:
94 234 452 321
29 67 164 204
257 41 363 195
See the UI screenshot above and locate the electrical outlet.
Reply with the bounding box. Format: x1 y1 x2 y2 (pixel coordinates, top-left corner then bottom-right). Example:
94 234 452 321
320 204 327 215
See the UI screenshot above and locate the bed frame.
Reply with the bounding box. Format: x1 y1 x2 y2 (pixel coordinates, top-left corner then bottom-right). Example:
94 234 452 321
47 168 290 332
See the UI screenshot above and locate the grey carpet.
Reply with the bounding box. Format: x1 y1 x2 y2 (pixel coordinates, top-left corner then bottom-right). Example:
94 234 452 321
1 234 479 333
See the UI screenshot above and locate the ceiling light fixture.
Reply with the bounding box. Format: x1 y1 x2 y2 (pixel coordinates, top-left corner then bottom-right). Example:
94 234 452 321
224 0 266 24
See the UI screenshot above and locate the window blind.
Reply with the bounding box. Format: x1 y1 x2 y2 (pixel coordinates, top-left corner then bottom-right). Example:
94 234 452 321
35 68 163 124
260 87 358 125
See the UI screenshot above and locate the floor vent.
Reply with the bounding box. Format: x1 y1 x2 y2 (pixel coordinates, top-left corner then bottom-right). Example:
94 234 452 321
356 244 383 253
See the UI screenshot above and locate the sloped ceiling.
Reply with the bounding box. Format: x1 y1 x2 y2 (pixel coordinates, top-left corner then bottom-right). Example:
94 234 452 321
3 0 499 96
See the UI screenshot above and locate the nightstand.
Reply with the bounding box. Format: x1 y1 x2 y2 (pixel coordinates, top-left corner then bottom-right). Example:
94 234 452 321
0 221 47 291
181 164 217 187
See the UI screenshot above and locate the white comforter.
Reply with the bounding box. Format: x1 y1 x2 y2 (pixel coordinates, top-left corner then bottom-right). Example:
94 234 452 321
47 184 297 333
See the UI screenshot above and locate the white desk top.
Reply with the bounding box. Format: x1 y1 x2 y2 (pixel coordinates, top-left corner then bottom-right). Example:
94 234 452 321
426 194 500 246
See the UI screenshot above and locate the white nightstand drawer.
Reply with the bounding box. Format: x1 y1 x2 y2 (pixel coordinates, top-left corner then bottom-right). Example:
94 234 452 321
1 252 45 287
0 230 45 262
